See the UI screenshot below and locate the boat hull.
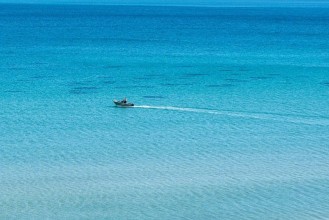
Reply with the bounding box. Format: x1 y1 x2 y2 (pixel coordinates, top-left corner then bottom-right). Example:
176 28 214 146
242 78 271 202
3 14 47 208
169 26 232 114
113 100 134 107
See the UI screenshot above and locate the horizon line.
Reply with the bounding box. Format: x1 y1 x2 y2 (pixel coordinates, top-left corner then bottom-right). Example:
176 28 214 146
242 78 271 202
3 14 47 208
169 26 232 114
1 2 329 8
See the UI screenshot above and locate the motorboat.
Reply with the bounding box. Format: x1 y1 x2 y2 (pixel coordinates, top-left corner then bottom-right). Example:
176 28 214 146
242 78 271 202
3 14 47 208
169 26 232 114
113 99 134 107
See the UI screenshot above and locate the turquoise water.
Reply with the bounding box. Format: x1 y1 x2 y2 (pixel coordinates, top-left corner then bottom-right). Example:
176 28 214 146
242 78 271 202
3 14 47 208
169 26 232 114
1 4 329 219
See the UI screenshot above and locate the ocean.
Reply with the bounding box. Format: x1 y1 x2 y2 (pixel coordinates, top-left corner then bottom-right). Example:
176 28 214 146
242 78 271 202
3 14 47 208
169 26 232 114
1 4 329 219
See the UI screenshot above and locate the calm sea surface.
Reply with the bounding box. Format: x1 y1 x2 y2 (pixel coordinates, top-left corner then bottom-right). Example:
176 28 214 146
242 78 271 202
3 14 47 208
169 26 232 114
1 4 329 219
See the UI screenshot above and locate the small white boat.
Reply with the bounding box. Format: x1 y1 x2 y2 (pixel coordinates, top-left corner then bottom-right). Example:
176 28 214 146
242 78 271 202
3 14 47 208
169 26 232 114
113 99 134 107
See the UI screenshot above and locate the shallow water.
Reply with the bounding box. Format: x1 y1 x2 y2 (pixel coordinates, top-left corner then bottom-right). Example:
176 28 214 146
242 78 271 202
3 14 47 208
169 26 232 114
1 4 329 220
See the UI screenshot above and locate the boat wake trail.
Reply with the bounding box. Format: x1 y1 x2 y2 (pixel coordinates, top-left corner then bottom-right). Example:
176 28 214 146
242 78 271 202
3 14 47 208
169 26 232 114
133 105 329 126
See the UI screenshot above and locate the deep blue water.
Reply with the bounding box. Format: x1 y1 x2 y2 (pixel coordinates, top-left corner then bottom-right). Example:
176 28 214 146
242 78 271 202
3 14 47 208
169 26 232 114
1 4 329 219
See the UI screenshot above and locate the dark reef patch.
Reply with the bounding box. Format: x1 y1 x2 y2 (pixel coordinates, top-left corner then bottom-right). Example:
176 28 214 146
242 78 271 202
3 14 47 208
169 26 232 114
32 62 48 65
161 83 192 87
102 80 116 85
69 82 86 86
267 73 280 76
8 67 25 70
17 79 32 82
161 83 177 86
174 65 194 68
143 96 165 99
68 81 93 86
73 86 98 90
238 69 250 72
133 77 153 80
207 84 234 88
69 86 98 94
219 69 233 72
144 74 163 77
230 73 242 76
225 78 248 83
104 65 124 69
4 90 24 93
30 75 46 79
183 73 209 77
115 85 154 89
97 75 113 79
29 75 55 79
250 76 271 80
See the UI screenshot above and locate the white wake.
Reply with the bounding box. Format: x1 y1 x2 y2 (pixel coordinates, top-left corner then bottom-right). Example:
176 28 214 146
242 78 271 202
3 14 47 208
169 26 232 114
133 105 329 126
